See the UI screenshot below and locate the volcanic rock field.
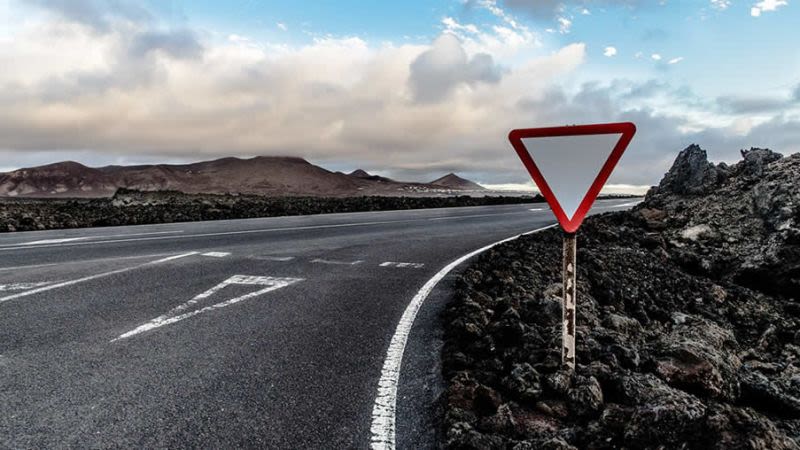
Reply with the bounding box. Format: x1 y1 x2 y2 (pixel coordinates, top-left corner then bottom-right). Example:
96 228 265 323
443 146 800 449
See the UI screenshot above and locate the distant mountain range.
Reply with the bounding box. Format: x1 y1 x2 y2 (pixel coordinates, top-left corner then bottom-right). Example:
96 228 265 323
0 156 486 198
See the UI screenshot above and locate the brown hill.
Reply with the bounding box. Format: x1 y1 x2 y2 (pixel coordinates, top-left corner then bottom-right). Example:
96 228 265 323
0 157 485 198
348 169 396 183
430 173 485 190
348 169 372 178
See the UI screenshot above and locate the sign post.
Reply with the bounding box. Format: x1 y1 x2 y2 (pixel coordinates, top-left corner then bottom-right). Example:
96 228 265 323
508 122 636 370
562 232 577 369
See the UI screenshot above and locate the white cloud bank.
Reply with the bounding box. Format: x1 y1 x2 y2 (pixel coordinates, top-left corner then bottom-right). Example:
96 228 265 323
0 1 591 183
0 0 798 189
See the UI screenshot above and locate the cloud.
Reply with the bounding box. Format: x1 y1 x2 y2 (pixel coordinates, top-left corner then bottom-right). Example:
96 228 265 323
442 17 479 35
716 86 800 114
28 0 152 32
751 0 788 16
277 22 288 31
0 7 588 184
128 29 204 60
651 53 662 60
557 17 572 33
443 9 539 58
603 46 617 57
3 0 799 188
716 96 786 114
499 0 647 20
711 0 732 10
668 56 684 64
641 28 668 41
408 34 503 103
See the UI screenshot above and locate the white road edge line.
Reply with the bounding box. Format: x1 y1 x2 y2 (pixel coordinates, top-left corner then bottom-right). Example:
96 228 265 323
610 201 642 208
0 252 198 304
369 224 557 450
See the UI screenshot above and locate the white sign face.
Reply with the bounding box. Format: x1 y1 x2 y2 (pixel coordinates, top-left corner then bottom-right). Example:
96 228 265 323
520 133 623 219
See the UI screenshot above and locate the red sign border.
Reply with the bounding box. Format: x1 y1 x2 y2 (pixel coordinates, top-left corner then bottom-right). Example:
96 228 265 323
508 122 636 233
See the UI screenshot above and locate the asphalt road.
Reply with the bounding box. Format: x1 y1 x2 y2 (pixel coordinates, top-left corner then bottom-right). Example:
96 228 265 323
0 199 637 449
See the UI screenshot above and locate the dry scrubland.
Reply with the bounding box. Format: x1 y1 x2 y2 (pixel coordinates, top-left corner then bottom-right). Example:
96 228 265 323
443 147 800 449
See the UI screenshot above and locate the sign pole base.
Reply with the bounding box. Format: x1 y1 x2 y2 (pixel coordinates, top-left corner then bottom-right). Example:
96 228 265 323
562 232 577 370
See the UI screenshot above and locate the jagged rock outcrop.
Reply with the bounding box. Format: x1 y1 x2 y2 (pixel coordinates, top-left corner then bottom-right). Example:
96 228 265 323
647 144 728 197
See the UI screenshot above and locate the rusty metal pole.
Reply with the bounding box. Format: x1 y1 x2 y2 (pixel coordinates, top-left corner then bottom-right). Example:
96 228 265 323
562 232 577 370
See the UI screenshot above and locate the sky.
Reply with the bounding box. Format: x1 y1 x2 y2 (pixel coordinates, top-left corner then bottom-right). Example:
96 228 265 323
0 0 798 192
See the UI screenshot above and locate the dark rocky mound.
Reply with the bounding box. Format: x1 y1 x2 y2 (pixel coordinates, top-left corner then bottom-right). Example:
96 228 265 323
442 145 800 449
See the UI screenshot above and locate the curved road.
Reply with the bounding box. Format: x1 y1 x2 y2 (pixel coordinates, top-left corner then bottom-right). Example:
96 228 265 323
0 199 636 448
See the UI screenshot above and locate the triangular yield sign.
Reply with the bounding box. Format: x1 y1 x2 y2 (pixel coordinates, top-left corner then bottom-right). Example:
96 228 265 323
508 122 636 233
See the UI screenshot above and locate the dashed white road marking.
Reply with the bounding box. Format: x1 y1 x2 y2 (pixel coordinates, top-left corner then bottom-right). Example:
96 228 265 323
311 258 363 266
19 238 88 245
112 275 303 341
0 262 60 272
529 208 545 211
255 256 295 262
11 230 184 247
0 252 198 304
379 262 425 269
201 252 231 258
370 224 557 450
0 281 56 292
428 211 528 221
0 252 183 273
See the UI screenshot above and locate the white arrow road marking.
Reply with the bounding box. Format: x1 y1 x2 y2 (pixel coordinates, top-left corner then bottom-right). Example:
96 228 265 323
0 281 56 292
311 258 363 266
112 275 303 341
379 262 425 269
370 224 557 450
0 252 198 304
